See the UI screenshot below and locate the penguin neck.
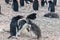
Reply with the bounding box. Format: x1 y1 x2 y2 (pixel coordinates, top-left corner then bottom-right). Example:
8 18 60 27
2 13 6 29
26 19 32 25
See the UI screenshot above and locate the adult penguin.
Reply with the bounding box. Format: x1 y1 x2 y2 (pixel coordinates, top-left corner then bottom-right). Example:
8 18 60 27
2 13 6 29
20 0 24 6
33 0 39 11
28 0 33 3
26 13 36 20
8 15 23 39
48 0 55 12
41 0 45 7
25 0 33 4
53 0 57 6
12 0 19 12
27 19 41 39
0 6 1 14
5 0 10 4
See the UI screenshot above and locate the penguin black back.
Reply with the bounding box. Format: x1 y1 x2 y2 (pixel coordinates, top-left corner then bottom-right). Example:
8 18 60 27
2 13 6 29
33 0 39 10
5 0 10 4
12 0 19 12
27 19 41 39
20 0 24 6
53 0 57 6
28 0 33 3
41 0 45 7
8 15 23 39
48 0 55 12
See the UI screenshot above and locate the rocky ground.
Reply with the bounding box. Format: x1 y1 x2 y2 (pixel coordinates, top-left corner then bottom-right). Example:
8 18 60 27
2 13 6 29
0 0 60 40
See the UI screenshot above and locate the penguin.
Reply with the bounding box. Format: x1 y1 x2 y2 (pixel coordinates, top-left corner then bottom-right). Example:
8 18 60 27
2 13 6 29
26 19 41 39
25 0 33 4
33 0 39 11
12 0 19 12
5 0 10 4
8 15 23 39
53 0 57 6
20 0 24 6
48 0 55 12
41 0 45 7
26 13 41 39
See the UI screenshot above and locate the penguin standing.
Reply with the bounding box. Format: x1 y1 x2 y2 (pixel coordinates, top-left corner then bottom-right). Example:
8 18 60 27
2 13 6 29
53 0 57 6
0 6 1 14
12 0 19 12
28 0 33 3
25 0 29 4
20 0 24 6
44 0 47 5
33 0 39 11
48 0 55 12
41 0 45 7
8 15 23 39
0 6 2 15
26 13 41 39
25 0 33 4
26 19 41 39
41 0 47 7
5 0 10 4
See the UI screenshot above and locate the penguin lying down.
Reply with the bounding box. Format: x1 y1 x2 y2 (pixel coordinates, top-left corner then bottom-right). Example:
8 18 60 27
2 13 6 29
8 13 41 39
44 12 59 18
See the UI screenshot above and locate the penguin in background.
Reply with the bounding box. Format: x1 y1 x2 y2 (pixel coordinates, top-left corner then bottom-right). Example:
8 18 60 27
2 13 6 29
25 0 29 4
33 0 39 11
0 6 1 14
44 0 47 5
0 6 3 15
28 0 33 3
41 0 45 7
48 0 55 12
41 0 47 7
25 0 33 4
26 13 36 20
20 0 24 7
44 12 59 18
44 0 58 18
12 0 19 12
53 0 57 6
5 0 13 5
5 0 10 4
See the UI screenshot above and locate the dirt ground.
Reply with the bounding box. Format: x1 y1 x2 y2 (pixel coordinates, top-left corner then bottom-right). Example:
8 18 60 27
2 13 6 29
0 0 60 40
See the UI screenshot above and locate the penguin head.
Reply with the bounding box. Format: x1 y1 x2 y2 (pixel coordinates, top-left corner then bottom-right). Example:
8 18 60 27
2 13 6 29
26 13 37 20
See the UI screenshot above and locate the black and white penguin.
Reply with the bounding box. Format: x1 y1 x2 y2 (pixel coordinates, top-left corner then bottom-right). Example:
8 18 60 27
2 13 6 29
33 0 39 11
20 0 24 6
48 0 55 12
5 0 10 4
8 15 23 39
26 13 41 39
12 0 19 12
53 0 57 6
